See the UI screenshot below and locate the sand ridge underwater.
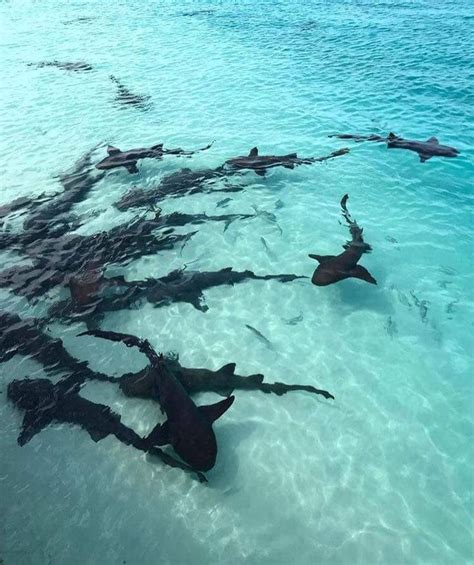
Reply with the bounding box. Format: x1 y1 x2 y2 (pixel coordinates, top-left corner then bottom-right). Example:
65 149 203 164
0 1 473 564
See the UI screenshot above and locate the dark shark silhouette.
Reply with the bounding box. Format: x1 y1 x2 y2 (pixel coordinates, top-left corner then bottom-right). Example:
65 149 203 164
47 266 307 325
109 75 152 111
309 194 377 286
8 376 205 481
0 215 196 300
386 134 460 162
28 61 93 72
1 311 334 402
0 311 110 381
96 140 214 174
114 167 236 210
23 144 104 237
224 147 349 176
78 329 235 472
119 357 334 401
328 133 388 143
329 132 460 162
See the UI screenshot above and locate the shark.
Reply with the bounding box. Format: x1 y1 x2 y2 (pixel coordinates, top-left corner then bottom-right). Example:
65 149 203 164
28 61 93 72
79 329 235 472
224 147 349 176
309 194 377 286
47 266 307 326
119 356 335 401
386 134 460 162
0 311 334 403
109 75 153 111
95 140 214 174
114 167 233 210
329 132 460 162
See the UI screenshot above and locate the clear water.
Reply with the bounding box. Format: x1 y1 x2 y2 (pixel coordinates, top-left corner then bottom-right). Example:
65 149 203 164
1 1 473 564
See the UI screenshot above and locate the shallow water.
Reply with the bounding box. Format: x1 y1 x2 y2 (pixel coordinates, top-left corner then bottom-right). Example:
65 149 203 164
0 1 473 564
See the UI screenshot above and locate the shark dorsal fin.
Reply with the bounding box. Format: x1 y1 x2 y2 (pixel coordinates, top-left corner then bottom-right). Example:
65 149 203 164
285 153 297 158
387 132 397 140
427 136 439 144
249 147 258 157
151 143 164 151
218 362 236 375
107 145 121 156
199 395 235 423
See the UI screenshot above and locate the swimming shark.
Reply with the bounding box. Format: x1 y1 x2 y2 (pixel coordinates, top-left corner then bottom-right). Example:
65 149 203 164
0 311 334 402
78 329 235 472
114 167 233 210
8 376 204 480
23 144 105 236
109 75 152 111
119 356 335 401
28 61 93 72
328 133 389 142
329 132 460 162
386 133 460 162
48 266 307 325
225 147 349 176
95 141 214 173
309 194 377 286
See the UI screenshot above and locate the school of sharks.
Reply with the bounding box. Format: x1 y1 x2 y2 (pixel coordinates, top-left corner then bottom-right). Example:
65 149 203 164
0 60 461 483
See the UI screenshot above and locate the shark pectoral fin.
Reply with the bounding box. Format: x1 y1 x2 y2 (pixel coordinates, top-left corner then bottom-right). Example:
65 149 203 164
218 362 236 375
125 162 139 173
249 147 258 157
419 154 432 163
199 395 235 423
350 265 377 285
308 254 336 263
146 420 171 446
427 136 439 144
255 169 266 176
283 163 295 169
88 428 110 442
18 410 53 446
107 145 121 156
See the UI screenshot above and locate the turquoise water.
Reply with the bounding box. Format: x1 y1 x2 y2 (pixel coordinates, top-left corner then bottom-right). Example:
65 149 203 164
0 1 473 564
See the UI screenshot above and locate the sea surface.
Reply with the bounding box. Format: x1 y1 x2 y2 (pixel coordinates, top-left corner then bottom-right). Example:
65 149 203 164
0 1 473 564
